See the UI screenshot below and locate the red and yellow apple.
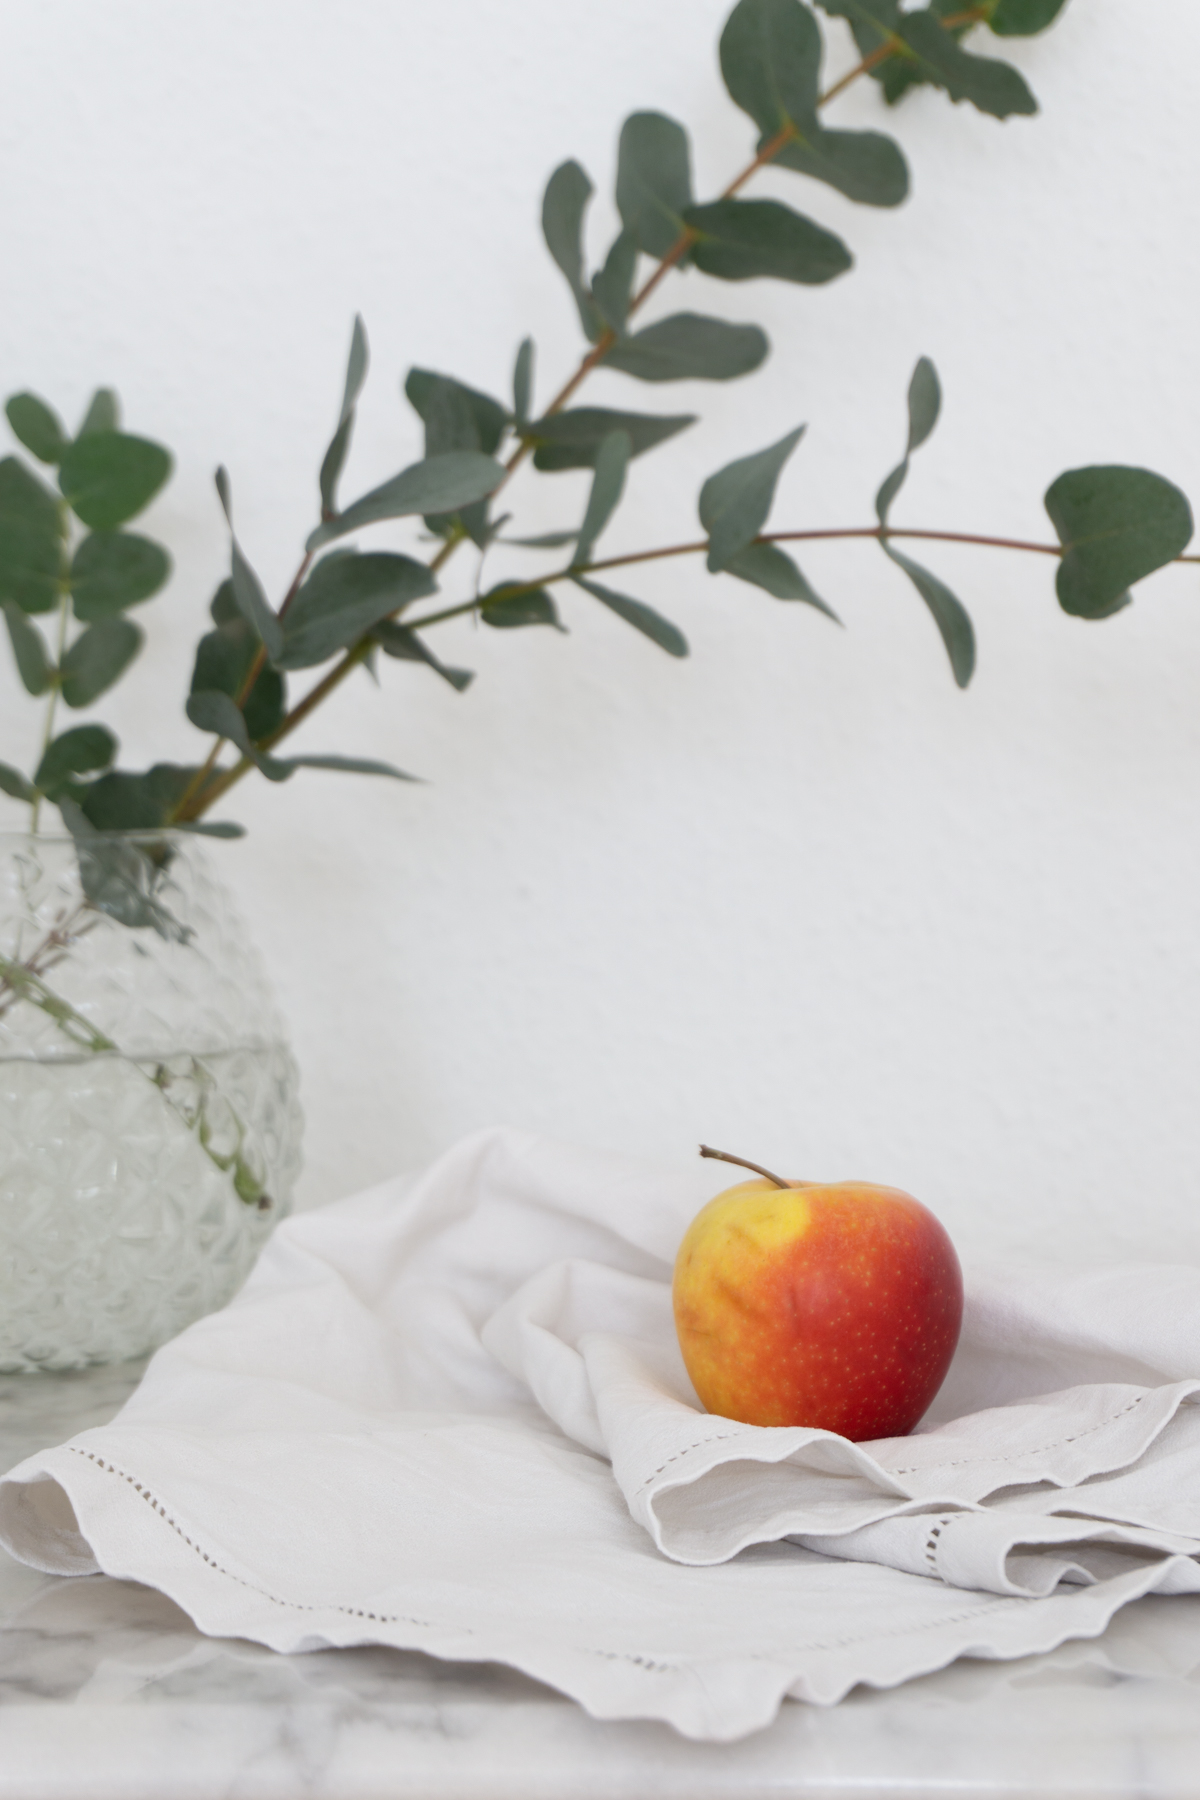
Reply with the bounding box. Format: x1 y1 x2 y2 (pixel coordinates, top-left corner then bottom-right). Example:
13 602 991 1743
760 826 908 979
673 1154 963 1441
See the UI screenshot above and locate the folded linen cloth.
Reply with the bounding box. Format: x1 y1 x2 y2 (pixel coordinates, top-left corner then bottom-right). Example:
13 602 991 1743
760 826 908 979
5 1126 1200 1741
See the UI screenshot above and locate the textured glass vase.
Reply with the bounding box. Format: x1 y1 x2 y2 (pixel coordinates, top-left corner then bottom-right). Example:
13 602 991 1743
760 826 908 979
0 830 303 1373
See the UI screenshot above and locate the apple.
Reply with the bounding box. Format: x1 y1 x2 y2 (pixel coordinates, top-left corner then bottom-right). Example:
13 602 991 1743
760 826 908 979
672 1147 963 1441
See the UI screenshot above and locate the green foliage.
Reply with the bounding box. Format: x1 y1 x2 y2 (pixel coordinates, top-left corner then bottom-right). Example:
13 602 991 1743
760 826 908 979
34 724 117 799
542 161 605 343
1045 467 1194 619
5 394 69 465
591 232 638 334
685 198 851 285
700 426 805 571
874 359 975 687
0 762 34 802
192 583 286 739
59 618 142 708
481 585 565 630
574 431 631 567
572 576 689 657
722 541 838 618
406 369 509 456
319 314 369 516
0 456 64 613
186 688 413 783
371 620 474 692
70 531 170 620
883 545 976 688
721 0 909 205
3 603 52 694
278 551 438 669
404 367 510 546
76 390 120 436
512 340 534 425
8 0 1158 871
58 432 172 530
526 408 695 471
77 765 199 832
989 0 1069 35
616 112 694 260
818 2 1038 118
604 314 769 382
214 469 285 661
307 451 505 550
875 356 940 525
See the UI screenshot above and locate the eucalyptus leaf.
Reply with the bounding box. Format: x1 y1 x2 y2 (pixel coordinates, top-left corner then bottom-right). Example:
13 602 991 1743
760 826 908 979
34 724 117 798
0 762 34 802
684 198 851 285
817 0 1037 118
177 820 247 838
722 541 839 618
279 551 438 669
721 0 908 207
512 339 534 425
190 692 415 785
76 390 120 436
371 619 474 691
77 764 200 831
480 585 566 631
186 688 254 750
405 369 509 546
69 531 171 620
604 314 769 383
3 602 52 694
700 425 805 571
773 127 909 206
591 232 639 335
542 160 605 343
989 0 1069 34
58 795 192 941
318 313 369 516
876 357 941 527
60 618 142 708
882 544 976 687
0 456 65 614
615 111 694 260
405 369 509 457
526 407 695 471
1044 466 1194 619
572 575 688 657
900 10 1038 117
58 432 172 530
503 530 581 549
307 451 506 550
5 393 69 465
210 467 285 662
282 754 416 782
574 431 631 567
191 614 286 740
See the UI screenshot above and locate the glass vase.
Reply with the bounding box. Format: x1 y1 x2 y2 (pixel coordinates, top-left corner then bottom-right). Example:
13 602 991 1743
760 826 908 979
0 829 303 1373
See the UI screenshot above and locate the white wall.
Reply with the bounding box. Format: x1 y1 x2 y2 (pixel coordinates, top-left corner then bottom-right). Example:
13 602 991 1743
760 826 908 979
1 0 1197 1269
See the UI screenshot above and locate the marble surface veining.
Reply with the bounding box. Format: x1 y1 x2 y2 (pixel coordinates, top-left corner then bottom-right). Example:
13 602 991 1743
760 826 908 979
4 1367 1200 1797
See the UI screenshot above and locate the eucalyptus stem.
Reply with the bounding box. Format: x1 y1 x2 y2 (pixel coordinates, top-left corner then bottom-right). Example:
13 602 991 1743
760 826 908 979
176 32 936 824
30 580 70 836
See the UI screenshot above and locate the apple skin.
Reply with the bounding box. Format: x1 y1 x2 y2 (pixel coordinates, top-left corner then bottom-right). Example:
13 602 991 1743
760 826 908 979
672 1179 963 1441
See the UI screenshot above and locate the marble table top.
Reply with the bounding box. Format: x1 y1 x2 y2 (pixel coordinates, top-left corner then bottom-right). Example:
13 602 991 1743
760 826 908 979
5 1368 1200 1798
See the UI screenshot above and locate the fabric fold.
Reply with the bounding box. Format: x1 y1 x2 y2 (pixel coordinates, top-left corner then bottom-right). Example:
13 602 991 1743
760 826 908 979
5 1127 1200 1741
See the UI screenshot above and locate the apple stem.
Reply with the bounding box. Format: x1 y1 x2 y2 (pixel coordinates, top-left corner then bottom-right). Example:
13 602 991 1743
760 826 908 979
699 1145 791 1190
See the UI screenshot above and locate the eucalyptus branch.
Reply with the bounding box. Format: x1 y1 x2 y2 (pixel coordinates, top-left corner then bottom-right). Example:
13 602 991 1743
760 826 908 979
7 0 1172 852
178 27 938 821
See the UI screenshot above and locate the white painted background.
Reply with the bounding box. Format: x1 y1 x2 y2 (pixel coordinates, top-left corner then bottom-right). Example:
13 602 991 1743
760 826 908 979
1 0 1197 1267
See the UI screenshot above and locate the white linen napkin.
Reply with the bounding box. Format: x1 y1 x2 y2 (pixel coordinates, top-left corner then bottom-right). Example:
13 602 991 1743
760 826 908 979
5 1126 1200 1742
